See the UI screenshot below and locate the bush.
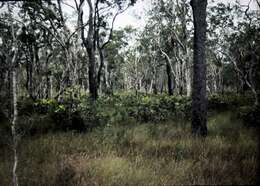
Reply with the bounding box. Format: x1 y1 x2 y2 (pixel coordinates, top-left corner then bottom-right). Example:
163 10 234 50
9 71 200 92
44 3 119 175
16 97 86 134
16 93 254 135
17 97 35 116
17 114 55 135
238 105 260 127
208 93 254 111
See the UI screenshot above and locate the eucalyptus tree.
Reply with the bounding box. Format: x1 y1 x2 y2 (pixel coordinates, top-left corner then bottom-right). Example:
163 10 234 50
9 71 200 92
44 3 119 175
0 2 21 185
142 0 193 96
105 27 136 92
135 23 165 94
208 2 260 104
158 0 193 96
76 0 136 100
19 0 89 101
190 0 208 136
17 1 63 99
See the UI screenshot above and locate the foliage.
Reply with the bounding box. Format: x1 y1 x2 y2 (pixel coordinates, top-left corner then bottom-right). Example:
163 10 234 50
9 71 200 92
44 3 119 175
0 112 257 185
11 92 256 135
208 93 254 110
238 104 260 128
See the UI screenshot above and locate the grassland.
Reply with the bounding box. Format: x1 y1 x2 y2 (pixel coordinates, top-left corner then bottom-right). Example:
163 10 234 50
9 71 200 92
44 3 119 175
0 111 258 185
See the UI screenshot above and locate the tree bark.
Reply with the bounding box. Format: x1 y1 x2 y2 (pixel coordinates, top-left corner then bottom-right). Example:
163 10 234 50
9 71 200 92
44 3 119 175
191 0 208 136
11 66 19 186
79 0 98 100
166 62 173 96
8 3 19 185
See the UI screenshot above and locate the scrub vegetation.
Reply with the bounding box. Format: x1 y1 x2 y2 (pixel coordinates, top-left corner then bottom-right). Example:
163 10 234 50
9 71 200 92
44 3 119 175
0 0 259 185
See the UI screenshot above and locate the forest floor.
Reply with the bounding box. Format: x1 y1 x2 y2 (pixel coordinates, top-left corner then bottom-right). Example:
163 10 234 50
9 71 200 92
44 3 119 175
0 111 258 186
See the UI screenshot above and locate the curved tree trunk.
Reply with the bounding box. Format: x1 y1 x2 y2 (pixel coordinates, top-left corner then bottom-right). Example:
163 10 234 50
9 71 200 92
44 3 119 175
191 0 208 136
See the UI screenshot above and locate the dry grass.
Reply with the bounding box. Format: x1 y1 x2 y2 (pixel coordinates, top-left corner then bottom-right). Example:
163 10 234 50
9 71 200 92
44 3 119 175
0 112 258 185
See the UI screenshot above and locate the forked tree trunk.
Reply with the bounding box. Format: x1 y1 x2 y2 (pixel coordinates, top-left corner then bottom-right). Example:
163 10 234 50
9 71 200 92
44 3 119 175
79 0 98 100
191 0 208 136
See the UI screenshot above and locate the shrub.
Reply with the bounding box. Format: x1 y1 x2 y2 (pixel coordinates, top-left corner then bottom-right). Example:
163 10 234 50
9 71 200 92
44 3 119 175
17 114 55 135
238 105 260 127
208 93 254 111
17 97 35 116
16 93 254 134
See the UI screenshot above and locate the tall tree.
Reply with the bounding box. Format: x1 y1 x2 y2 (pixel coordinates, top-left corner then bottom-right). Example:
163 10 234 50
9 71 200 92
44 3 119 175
6 3 20 185
77 0 136 100
190 0 208 136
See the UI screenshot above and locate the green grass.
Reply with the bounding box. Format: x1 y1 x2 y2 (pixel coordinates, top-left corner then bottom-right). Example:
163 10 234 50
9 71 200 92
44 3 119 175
0 111 258 185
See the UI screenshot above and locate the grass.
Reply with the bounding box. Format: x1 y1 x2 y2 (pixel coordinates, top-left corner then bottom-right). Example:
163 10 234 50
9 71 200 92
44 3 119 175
0 111 258 185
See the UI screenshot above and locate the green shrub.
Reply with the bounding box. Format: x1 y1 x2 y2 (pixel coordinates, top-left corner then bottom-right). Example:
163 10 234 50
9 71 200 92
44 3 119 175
17 114 55 135
17 97 35 116
238 105 260 127
208 93 254 111
15 93 253 134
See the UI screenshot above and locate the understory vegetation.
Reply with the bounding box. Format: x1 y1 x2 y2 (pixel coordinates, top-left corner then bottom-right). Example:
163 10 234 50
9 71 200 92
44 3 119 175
1 0 259 185
1 92 258 135
0 109 258 186
0 93 259 185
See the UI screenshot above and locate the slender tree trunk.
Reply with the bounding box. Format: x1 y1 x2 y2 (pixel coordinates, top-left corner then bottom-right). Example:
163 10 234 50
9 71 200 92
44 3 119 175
50 74 53 99
26 55 33 99
97 48 108 93
8 3 19 185
186 66 192 97
11 67 19 186
179 61 184 95
149 79 154 93
191 0 208 136
81 0 98 100
166 62 173 96
104 56 109 91
87 47 98 99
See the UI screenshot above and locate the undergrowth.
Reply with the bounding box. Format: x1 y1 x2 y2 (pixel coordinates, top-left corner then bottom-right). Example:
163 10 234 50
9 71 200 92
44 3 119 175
0 112 258 185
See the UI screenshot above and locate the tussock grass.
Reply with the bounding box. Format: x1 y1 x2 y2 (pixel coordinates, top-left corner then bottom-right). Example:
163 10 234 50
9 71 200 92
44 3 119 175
0 112 258 185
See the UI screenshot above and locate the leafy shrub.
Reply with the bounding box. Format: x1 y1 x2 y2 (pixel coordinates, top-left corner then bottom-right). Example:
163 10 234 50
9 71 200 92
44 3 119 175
208 93 254 111
33 98 59 114
17 114 55 135
17 97 85 134
17 97 35 116
78 98 108 130
238 105 260 127
208 94 228 110
16 92 253 134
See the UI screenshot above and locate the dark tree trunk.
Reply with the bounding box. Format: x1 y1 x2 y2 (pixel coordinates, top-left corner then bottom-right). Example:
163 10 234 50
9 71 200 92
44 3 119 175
179 61 183 95
81 0 98 100
87 46 98 100
190 0 208 136
166 62 173 96
26 50 33 99
97 47 108 94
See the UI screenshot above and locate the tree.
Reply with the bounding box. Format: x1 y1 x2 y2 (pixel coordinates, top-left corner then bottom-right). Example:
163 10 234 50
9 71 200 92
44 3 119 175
207 2 260 104
76 0 136 100
190 0 208 136
7 3 20 186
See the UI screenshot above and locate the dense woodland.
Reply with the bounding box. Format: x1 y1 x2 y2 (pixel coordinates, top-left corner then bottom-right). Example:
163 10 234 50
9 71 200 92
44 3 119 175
0 0 260 185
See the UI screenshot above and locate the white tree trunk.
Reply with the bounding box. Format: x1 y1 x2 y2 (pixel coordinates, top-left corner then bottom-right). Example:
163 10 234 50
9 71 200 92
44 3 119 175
11 67 19 186
186 67 192 97
8 3 19 185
